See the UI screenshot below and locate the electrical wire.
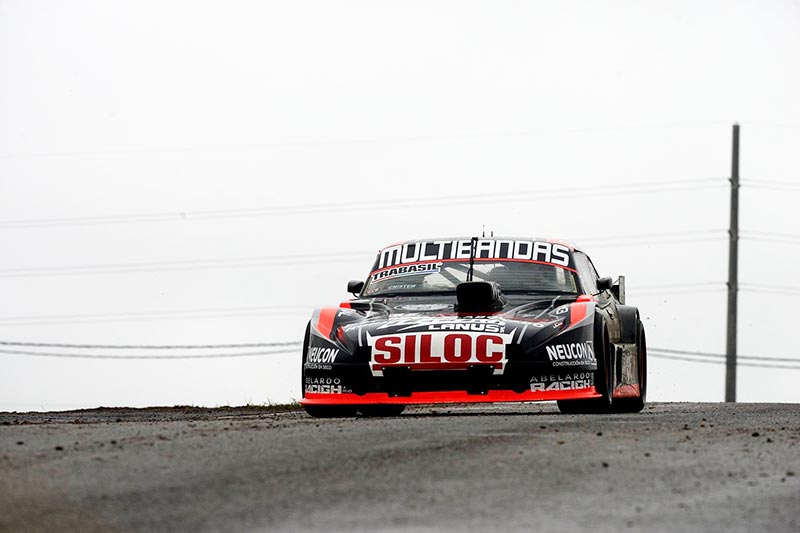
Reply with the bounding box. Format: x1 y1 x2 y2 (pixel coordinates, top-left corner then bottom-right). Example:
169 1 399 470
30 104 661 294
0 122 730 160
650 347 800 363
0 340 301 349
631 281 724 292
740 230 800 243
576 229 726 244
0 348 299 359
739 280 800 295
0 178 726 230
649 352 800 370
741 179 800 192
0 305 310 326
0 230 726 279
0 252 369 278
648 353 800 370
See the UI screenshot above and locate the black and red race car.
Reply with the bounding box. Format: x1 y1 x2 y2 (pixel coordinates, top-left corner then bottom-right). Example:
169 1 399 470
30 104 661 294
301 237 646 417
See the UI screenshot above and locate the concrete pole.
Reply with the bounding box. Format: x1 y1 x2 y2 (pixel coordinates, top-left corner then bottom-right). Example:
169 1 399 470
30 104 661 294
725 124 740 403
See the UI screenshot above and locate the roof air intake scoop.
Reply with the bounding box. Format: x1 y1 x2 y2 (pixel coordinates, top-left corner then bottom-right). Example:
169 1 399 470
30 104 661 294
455 281 505 312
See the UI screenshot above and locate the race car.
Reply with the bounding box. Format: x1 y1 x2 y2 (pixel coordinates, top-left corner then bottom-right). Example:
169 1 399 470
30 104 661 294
300 237 646 417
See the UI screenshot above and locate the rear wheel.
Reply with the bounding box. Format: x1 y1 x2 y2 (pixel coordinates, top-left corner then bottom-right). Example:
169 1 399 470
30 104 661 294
358 405 406 417
612 320 647 413
557 316 613 414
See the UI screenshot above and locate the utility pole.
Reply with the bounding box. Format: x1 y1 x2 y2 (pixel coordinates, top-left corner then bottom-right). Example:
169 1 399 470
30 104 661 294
725 123 740 403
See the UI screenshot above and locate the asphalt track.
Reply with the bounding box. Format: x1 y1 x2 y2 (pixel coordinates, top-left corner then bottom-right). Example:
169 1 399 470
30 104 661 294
1 403 798 532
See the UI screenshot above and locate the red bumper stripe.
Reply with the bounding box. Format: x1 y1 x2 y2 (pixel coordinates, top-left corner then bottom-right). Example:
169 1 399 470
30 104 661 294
301 387 600 406
372 363 501 371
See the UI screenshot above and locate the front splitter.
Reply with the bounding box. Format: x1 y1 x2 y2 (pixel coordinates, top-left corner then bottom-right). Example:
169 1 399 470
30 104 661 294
300 387 600 405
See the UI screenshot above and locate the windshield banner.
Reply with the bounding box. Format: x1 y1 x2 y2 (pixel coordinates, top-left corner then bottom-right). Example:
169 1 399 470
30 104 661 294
372 239 575 272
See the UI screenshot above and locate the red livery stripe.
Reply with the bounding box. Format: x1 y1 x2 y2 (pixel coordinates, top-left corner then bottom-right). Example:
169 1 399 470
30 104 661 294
569 300 591 326
315 308 338 339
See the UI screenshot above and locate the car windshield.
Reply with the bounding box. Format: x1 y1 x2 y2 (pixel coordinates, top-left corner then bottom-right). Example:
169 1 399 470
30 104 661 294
363 260 579 297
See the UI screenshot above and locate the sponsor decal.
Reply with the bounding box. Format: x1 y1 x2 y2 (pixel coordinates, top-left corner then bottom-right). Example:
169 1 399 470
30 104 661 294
305 347 340 370
375 239 572 270
396 303 451 312
367 331 515 375
530 372 594 392
371 262 442 283
387 284 417 291
546 341 596 367
375 315 507 333
304 376 351 395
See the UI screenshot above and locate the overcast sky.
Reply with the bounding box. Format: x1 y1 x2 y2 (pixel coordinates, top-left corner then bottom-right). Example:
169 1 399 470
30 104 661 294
2 1 799 411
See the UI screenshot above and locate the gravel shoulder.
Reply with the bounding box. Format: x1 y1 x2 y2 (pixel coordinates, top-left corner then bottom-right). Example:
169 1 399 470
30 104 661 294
2 402 799 532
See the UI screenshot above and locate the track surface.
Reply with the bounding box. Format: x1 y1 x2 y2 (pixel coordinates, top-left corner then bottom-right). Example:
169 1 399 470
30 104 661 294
1 403 798 532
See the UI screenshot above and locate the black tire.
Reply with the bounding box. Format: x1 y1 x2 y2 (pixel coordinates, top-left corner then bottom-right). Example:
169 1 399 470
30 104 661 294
557 316 614 414
301 322 310 399
611 320 647 414
303 404 358 418
358 405 406 417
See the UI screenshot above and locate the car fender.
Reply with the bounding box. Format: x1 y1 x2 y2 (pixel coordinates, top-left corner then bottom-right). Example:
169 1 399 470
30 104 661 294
616 305 639 344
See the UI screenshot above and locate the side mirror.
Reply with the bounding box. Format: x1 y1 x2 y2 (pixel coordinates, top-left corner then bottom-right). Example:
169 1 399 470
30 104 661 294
597 277 613 291
347 280 364 295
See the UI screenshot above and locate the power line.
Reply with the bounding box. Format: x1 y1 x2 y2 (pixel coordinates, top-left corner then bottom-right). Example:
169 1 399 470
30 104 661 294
0 305 310 326
0 340 301 349
632 281 724 292
741 121 800 129
650 347 800 363
577 229 726 244
0 122 730 160
741 237 800 246
741 180 800 192
0 230 726 279
740 230 800 244
0 348 299 359
0 178 726 230
740 284 800 296
649 352 800 369
0 252 369 278
4 346 798 367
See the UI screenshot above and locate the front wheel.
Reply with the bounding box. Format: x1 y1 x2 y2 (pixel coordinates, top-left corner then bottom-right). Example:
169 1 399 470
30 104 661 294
557 316 613 414
612 320 647 413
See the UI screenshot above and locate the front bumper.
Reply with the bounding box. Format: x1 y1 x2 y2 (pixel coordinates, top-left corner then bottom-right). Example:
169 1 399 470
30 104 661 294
301 387 600 405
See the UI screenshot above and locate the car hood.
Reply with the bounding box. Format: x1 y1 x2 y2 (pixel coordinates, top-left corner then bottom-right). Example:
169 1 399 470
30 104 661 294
330 294 589 355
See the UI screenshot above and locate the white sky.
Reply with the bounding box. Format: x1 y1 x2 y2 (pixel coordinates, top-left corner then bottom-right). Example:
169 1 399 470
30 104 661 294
1 0 799 410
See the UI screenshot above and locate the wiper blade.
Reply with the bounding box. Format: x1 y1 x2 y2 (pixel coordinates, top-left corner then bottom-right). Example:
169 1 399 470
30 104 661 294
369 290 456 298
502 290 577 296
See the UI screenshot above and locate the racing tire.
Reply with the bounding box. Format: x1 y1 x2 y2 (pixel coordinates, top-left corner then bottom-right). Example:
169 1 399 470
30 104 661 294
611 320 647 414
301 322 310 399
358 405 406 417
302 404 359 418
556 316 614 415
